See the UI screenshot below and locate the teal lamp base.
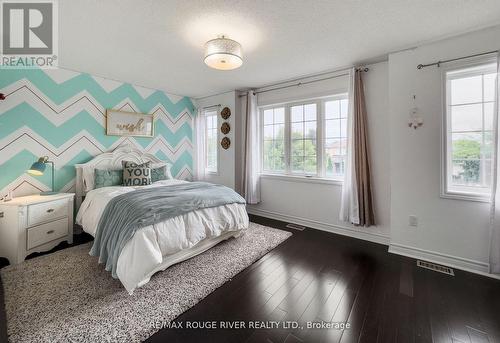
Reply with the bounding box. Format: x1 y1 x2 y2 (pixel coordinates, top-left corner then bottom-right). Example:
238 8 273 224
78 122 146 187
40 191 58 196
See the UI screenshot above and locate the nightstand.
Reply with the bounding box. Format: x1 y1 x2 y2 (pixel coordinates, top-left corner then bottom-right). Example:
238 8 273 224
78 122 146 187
0 193 75 265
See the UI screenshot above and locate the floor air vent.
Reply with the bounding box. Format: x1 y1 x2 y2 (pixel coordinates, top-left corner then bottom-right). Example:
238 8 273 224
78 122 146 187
417 260 454 276
285 223 306 231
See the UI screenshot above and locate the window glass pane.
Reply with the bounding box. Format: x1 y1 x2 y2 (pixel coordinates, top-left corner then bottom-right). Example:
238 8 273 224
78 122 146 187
451 132 481 161
325 100 340 119
304 139 316 155
325 155 345 177
339 138 348 155
291 156 304 172
325 120 336 138
291 139 304 155
483 131 494 159
291 105 303 122
484 103 494 131
450 104 482 132
274 124 284 139
205 112 218 172
263 109 273 125
274 155 285 171
325 138 341 156
304 156 316 173
263 141 273 170
340 118 348 137
304 103 316 121
273 139 285 157
206 116 213 129
274 107 285 123
483 73 497 102
450 75 482 105
291 122 303 139
340 99 348 118
264 125 273 140
304 121 316 139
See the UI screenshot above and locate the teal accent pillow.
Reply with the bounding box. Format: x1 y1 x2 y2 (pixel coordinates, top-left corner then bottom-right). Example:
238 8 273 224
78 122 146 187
94 169 123 189
151 165 167 183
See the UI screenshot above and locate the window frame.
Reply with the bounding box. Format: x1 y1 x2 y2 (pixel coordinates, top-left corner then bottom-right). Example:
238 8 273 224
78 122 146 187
204 109 219 174
259 93 348 183
441 57 497 202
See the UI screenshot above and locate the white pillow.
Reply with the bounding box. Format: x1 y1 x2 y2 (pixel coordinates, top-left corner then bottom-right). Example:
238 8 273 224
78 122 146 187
82 166 96 192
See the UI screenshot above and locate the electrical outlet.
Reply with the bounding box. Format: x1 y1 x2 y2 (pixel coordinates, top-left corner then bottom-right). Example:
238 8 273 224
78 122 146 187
409 215 418 227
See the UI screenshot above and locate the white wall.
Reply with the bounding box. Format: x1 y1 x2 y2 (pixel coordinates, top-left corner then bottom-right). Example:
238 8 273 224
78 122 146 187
246 62 391 244
387 26 500 273
196 91 237 189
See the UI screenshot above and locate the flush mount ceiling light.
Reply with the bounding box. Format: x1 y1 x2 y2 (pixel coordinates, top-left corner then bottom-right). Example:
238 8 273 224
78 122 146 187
204 36 243 70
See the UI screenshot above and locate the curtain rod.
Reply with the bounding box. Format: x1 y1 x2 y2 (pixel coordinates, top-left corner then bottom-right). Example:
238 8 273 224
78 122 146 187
417 50 499 70
238 67 369 98
201 104 221 110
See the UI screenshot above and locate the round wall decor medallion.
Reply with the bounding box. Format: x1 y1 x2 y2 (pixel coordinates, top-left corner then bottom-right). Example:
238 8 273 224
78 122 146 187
221 107 231 120
221 122 230 134
221 137 231 149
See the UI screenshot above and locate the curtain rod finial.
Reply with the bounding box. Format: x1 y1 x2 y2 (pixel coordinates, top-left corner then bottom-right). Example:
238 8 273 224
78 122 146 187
417 64 424 70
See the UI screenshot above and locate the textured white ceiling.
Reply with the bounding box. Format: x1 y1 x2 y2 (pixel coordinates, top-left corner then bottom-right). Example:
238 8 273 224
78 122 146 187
59 0 500 98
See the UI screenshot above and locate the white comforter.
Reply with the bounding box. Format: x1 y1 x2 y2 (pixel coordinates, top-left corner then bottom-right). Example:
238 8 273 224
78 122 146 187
76 180 249 293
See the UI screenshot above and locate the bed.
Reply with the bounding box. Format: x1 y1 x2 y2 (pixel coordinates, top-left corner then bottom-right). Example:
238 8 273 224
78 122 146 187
74 145 249 293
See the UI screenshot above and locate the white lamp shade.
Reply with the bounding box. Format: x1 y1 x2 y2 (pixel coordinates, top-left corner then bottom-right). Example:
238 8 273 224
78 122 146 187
204 37 243 70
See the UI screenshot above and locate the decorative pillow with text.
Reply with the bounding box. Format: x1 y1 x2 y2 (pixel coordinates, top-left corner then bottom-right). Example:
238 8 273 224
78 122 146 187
122 161 152 186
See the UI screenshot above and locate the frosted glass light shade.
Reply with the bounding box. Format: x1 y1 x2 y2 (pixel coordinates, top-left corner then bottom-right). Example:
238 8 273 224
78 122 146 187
204 37 243 70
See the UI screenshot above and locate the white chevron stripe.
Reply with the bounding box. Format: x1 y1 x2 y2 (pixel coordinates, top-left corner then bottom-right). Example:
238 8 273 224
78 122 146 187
44 68 80 84
145 136 193 161
91 75 123 93
175 167 193 180
60 179 76 193
1 175 49 198
132 84 157 99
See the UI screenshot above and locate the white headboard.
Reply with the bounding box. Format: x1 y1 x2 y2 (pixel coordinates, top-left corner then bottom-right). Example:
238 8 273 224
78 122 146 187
74 144 164 210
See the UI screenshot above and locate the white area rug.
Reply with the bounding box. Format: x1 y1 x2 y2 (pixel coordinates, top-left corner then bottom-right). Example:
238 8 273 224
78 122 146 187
0 223 292 342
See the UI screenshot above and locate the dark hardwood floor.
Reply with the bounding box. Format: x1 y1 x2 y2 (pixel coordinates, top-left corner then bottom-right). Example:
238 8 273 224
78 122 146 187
1 216 500 343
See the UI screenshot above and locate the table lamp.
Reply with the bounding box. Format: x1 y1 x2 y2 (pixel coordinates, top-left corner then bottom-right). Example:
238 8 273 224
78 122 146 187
27 156 57 195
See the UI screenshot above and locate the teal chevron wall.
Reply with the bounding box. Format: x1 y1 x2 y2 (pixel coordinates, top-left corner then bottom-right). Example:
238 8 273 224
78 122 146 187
0 68 196 198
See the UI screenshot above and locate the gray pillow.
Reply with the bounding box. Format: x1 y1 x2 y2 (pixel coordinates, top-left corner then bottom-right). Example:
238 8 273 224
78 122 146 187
94 169 123 189
151 165 167 183
122 161 152 186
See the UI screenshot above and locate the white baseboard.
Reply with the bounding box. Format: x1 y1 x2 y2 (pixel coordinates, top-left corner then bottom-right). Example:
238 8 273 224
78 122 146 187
389 243 500 280
247 207 390 245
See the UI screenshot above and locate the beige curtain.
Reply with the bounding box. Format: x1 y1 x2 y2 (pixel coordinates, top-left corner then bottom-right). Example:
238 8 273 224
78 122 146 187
353 70 375 226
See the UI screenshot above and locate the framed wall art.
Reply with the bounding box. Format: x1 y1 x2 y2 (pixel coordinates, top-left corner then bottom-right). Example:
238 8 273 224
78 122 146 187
106 110 154 137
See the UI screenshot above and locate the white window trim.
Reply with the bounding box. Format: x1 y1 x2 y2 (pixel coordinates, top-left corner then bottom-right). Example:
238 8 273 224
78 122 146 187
440 56 497 202
204 109 219 175
259 93 348 182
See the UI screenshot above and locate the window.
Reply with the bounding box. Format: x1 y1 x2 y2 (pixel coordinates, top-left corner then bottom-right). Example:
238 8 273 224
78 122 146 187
263 107 285 172
444 61 497 200
261 94 348 180
205 110 218 173
291 103 317 174
324 98 348 178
